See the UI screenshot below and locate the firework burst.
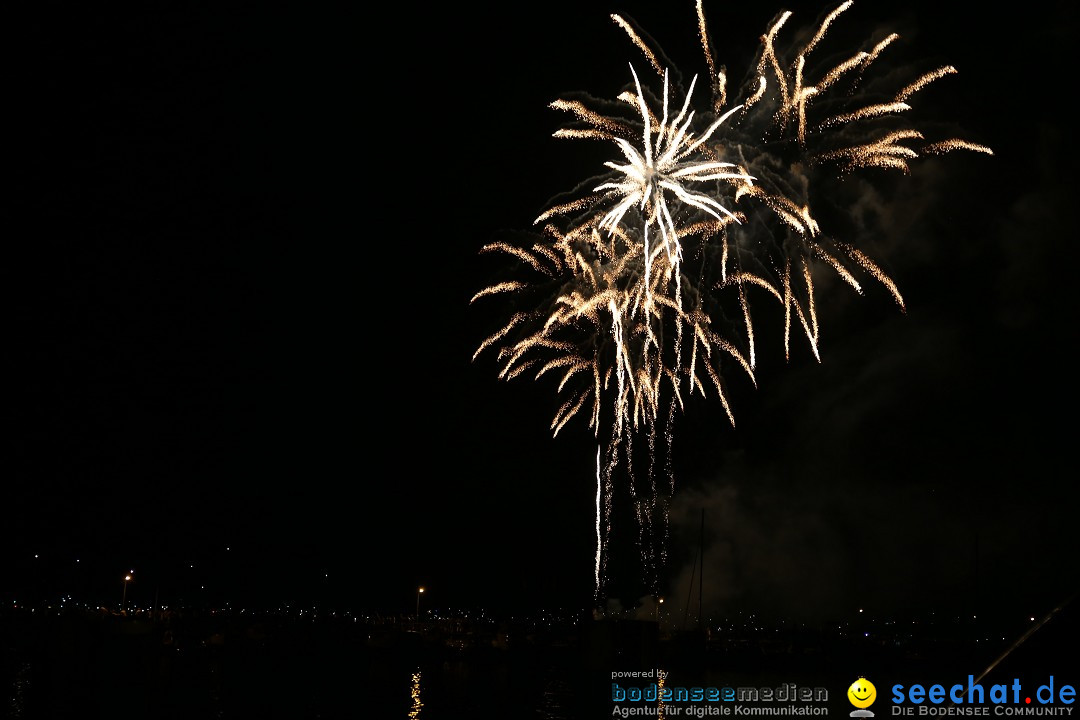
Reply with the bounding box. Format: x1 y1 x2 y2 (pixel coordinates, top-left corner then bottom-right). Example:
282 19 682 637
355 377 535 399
472 1 991 601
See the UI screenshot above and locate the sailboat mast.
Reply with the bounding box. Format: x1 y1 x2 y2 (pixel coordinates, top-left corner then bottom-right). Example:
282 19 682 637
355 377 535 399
699 508 704 629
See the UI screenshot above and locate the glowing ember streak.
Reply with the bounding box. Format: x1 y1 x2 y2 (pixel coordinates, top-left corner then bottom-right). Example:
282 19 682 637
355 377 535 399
611 14 663 78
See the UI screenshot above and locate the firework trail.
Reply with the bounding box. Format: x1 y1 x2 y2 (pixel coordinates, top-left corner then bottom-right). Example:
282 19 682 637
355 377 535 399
472 1 991 602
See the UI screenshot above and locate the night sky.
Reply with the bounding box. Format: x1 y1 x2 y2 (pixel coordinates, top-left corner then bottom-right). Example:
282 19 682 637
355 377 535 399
4 1 1078 625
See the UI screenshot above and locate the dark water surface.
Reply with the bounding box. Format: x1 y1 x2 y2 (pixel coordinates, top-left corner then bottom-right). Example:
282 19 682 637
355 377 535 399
2 608 1076 719
0 609 592 719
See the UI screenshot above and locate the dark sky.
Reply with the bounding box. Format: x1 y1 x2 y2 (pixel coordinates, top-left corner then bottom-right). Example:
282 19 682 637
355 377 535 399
4 1 1078 622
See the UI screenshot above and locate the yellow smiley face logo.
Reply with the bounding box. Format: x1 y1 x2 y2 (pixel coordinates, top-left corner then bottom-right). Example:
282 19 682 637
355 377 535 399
848 678 876 708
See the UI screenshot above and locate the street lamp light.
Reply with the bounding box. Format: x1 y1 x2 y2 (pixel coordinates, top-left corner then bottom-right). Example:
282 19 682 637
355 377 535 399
416 586 425 619
121 573 133 613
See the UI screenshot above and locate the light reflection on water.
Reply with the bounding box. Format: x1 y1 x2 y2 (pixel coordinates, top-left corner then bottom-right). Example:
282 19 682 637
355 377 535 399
7 662 30 719
396 655 578 720
658 668 666 720
536 674 573 720
409 669 423 719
